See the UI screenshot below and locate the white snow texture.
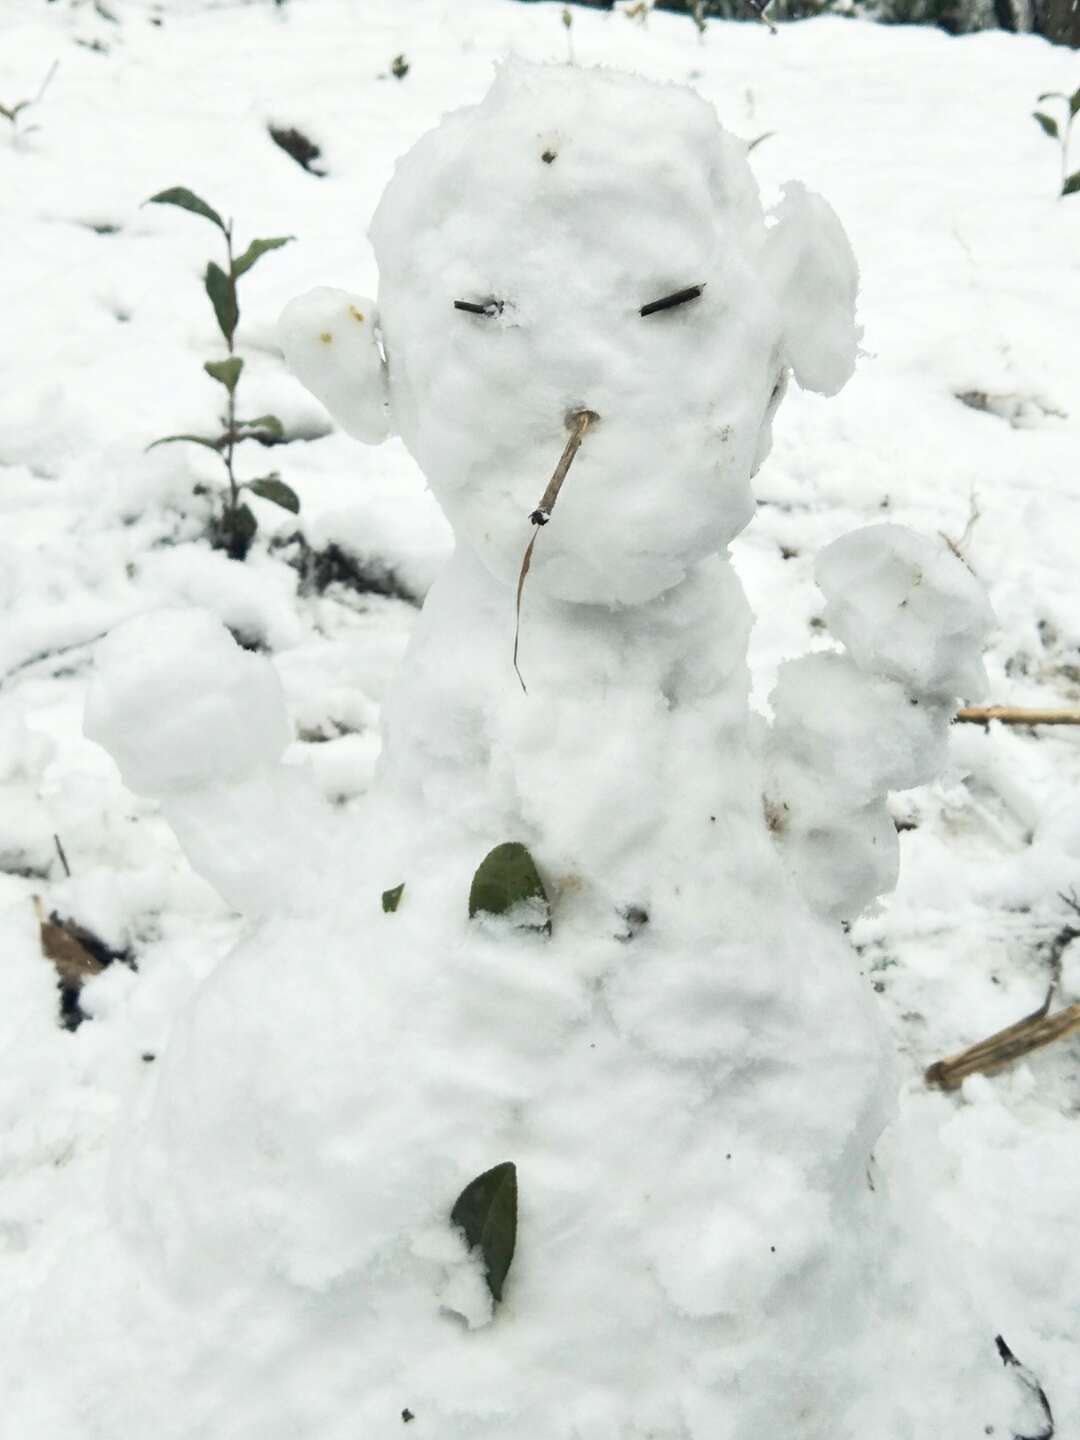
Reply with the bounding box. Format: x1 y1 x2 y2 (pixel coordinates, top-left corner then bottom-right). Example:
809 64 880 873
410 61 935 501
80 58 1010 1440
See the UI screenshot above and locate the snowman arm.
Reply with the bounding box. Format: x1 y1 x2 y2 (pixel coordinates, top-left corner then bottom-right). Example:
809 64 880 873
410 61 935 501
84 610 333 918
762 524 993 922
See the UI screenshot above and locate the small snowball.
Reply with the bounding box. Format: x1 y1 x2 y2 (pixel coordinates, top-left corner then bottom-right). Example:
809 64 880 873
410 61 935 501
815 524 992 699
278 287 390 444
768 791 899 922
83 609 291 797
769 652 948 807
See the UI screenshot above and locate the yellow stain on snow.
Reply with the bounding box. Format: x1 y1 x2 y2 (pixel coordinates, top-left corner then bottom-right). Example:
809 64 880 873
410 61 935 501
349 306 365 323
320 331 333 344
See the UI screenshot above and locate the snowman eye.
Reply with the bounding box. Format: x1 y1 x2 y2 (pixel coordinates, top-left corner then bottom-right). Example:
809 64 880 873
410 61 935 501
454 299 504 317
640 284 704 318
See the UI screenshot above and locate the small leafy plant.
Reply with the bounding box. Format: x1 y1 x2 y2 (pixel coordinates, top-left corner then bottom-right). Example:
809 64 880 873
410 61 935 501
1033 86 1080 198
144 187 299 559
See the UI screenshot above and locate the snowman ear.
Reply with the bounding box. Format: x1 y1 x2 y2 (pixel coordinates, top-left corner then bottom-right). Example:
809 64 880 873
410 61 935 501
278 287 393 444
762 182 860 397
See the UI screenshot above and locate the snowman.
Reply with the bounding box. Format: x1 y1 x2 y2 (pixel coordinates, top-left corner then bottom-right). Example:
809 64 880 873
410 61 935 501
85 61 1019 1440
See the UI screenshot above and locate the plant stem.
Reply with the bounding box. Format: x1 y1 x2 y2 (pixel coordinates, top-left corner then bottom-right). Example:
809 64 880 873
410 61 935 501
1063 113 1072 196
223 222 238 514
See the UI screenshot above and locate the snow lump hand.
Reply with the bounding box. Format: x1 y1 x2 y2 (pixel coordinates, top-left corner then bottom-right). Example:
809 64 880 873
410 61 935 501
765 526 994 920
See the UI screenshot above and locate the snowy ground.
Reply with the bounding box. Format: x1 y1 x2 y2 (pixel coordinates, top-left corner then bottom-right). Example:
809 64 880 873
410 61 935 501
2 0 1080 1433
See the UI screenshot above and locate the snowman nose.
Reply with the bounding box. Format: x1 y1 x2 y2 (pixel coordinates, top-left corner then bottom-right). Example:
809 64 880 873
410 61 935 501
531 409 599 526
565 406 600 432
513 407 599 694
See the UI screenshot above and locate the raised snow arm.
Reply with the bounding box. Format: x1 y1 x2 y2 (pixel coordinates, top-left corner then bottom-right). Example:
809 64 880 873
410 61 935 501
84 610 332 919
763 524 993 922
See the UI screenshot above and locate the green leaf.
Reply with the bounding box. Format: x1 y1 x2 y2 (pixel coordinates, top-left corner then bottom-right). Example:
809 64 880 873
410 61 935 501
236 414 285 439
1033 112 1059 141
204 356 244 394
747 130 776 153
144 187 226 233
1071 87 1080 118
468 842 550 933
246 476 300 513
232 235 294 279
1037 91 1066 104
222 501 258 561
204 261 238 345
381 883 405 913
146 433 223 453
450 1162 517 1304
1063 171 1080 198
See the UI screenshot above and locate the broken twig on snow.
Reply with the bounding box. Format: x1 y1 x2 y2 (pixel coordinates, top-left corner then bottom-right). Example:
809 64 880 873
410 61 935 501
955 706 1080 728
926 916 1080 1091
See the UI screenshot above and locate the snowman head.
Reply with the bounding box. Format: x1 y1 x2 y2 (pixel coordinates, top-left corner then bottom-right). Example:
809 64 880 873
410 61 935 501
281 63 859 606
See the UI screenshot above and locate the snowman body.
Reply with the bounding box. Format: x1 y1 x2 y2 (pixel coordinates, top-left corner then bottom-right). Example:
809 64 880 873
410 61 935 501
83 62 1007 1440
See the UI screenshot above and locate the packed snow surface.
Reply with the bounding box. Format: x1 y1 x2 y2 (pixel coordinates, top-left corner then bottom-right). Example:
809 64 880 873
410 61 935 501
2 3 1080 1439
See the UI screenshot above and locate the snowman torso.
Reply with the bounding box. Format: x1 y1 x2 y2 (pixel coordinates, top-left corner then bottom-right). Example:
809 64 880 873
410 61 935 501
376 547 762 899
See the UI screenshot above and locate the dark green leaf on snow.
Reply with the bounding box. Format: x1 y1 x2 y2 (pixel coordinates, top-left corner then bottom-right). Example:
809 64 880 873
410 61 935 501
232 235 294 279
144 187 226 233
246 476 300 513
204 261 238 345
450 1161 517 1304
204 356 244 393
222 501 258 561
146 432 223 453
1032 112 1059 141
381 883 405 913
468 841 550 933
1062 171 1080 198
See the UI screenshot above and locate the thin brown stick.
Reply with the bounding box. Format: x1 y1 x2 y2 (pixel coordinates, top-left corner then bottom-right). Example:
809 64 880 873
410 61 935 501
513 409 598 693
529 409 597 525
955 705 1080 727
925 992 1080 1091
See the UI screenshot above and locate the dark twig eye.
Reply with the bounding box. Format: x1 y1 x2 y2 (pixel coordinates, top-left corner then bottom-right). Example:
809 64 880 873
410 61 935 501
640 284 704 318
454 299 503 317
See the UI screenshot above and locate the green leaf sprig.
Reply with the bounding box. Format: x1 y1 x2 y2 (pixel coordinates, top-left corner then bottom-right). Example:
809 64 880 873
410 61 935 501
143 187 297 558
